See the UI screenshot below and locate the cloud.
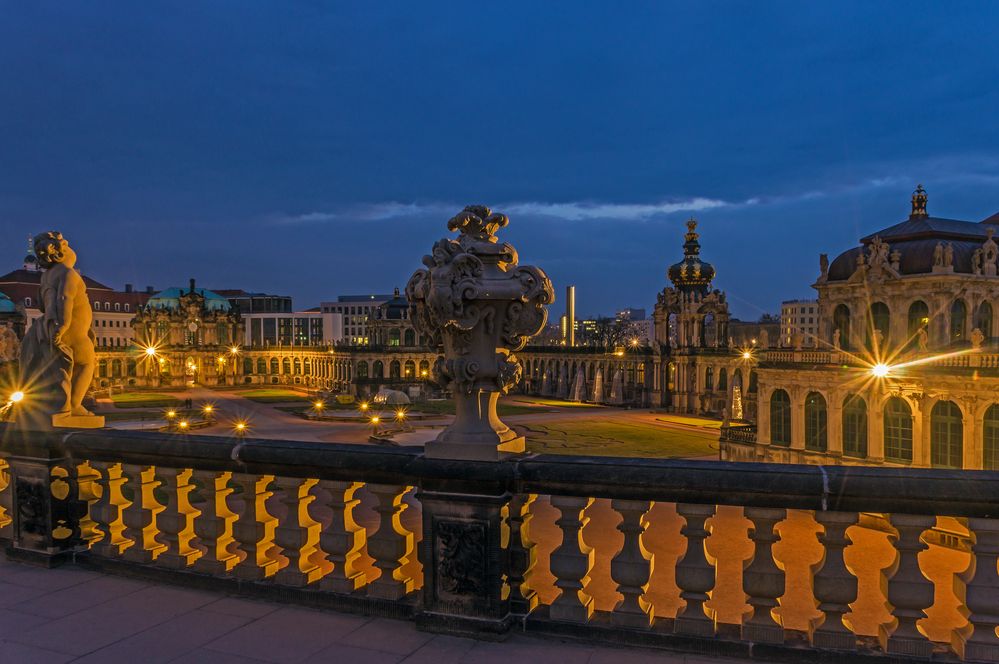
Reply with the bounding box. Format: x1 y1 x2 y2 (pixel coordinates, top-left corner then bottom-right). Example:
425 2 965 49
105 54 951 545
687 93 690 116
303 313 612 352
503 198 731 221
269 196 738 225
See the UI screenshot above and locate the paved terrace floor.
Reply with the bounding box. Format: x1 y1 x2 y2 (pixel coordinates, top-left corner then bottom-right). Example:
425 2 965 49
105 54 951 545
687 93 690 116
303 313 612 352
0 556 753 664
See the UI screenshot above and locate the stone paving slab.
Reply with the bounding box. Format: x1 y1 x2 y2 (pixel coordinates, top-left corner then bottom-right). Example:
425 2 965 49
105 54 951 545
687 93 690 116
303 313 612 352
0 556 755 663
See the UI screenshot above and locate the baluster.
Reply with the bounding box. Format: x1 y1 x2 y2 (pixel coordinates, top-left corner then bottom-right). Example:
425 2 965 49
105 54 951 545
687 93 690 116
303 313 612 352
229 473 280 580
610 499 655 628
272 477 322 586
878 514 934 658
90 461 130 557
120 464 166 563
674 503 716 637
75 463 102 548
317 480 367 594
955 517 999 661
154 468 200 569
549 495 594 623
742 507 786 643
506 493 538 615
812 511 859 650
190 470 240 574
0 457 11 538
366 484 416 600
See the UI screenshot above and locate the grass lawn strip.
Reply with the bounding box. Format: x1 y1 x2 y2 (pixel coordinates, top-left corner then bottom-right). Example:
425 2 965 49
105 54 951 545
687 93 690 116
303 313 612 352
523 419 717 458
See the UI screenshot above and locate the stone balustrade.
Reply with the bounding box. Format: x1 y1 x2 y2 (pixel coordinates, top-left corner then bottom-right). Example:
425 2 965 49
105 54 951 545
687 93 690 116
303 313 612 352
4 424 999 660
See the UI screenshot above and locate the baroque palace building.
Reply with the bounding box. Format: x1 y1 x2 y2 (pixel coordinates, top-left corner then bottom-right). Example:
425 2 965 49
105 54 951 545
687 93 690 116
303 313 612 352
722 185 999 470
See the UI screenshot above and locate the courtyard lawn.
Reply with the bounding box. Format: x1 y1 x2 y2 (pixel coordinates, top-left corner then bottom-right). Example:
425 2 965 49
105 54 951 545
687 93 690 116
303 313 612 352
654 414 725 429
110 392 181 409
522 419 718 458
509 396 603 408
276 398 542 417
236 388 312 403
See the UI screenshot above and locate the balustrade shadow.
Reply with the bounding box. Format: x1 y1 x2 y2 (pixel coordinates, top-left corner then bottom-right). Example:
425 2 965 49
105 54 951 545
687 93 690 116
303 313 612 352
1 423 998 662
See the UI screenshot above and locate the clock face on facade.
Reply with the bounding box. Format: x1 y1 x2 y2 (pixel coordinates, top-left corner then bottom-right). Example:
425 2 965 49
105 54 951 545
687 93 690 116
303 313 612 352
188 322 198 332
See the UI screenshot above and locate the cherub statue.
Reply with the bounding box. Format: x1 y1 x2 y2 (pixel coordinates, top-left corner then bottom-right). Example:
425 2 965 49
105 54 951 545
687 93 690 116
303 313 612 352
917 327 929 352
972 327 986 350
944 243 954 267
933 242 944 267
819 253 829 277
832 328 841 350
973 248 983 275
18 232 103 427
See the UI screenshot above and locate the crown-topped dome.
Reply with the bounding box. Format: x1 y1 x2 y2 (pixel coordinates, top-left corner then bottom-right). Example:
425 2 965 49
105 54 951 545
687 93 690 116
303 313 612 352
667 218 716 293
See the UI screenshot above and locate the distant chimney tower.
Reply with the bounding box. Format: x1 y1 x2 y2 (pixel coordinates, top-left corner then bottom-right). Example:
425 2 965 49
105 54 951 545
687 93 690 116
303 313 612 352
566 285 576 347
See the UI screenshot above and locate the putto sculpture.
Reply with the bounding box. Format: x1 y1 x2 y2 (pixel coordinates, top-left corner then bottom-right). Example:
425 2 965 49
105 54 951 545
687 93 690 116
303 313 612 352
17 232 104 428
407 205 553 460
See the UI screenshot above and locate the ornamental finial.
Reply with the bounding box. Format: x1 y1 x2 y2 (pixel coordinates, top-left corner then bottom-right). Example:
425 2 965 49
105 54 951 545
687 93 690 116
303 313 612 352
911 184 928 218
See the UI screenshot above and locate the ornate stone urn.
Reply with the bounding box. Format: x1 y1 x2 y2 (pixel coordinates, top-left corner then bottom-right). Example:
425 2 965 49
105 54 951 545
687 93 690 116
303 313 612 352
407 205 554 460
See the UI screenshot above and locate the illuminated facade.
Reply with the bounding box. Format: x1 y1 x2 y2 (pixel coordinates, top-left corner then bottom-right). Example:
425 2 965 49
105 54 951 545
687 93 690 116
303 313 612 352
723 186 999 469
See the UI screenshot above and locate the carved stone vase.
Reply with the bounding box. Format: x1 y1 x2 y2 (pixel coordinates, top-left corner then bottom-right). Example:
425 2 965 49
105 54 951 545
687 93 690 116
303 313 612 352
407 206 554 460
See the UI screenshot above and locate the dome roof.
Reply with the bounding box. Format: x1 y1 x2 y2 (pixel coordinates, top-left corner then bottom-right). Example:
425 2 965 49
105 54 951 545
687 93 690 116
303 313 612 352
667 218 716 293
146 286 231 312
826 185 998 281
0 291 15 314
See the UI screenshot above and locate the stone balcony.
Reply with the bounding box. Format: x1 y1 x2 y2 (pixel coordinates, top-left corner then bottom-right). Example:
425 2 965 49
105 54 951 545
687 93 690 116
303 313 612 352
2 423 999 662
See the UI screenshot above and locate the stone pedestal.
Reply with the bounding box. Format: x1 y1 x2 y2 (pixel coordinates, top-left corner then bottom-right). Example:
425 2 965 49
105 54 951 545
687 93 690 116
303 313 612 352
416 484 512 639
1 437 85 567
52 413 104 429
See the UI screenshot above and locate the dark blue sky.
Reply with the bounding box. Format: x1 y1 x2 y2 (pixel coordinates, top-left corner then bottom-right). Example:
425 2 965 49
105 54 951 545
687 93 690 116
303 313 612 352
3 2 999 319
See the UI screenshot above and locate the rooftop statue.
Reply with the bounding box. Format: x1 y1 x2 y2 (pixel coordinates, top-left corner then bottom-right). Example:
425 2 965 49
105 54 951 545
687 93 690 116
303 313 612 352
407 206 553 460
17 232 104 429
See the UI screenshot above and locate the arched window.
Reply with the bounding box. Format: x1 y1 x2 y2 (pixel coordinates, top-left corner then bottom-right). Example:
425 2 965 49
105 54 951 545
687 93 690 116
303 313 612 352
294 358 302 375
389 329 401 347
884 397 913 463
868 302 890 350
907 301 929 347
804 392 827 452
951 299 968 343
842 394 868 458
930 400 963 468
976 302 993 340
390 360 401 379
303 358 311 374
24 297 32 307
404 329 415 346
717 368 728 391
270 358 280 374
705 367 714 391
127 360 137 377
984 405 999 470
418 359 430 377
93 301 100 311
404 360 415 377
373 361 384 378
115 302 121 312
748 371 758 393
124 303 130 312
770 389 791 447
357 361 369 379
833 304 851 350
282 358 291 374
244 358 254 374
257 358 267 374
98 360 108 378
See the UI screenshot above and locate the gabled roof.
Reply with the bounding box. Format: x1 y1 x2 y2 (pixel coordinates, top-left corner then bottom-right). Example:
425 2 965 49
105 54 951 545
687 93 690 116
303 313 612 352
0 268 114 291
859 216 988 244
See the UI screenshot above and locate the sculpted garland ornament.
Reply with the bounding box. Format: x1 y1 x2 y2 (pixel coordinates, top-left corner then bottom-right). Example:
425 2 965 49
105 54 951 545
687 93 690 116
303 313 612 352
407 205 554 460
